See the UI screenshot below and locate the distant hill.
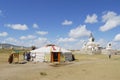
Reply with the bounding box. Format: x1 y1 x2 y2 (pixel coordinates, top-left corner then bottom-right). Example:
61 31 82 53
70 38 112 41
0 43 30 49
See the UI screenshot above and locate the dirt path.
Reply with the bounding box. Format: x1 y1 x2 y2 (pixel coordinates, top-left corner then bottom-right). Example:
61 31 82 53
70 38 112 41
0 62 52 80
0 59 108 80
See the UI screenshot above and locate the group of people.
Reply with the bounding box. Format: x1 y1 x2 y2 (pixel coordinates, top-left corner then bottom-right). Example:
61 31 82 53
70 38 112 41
23 51 31 61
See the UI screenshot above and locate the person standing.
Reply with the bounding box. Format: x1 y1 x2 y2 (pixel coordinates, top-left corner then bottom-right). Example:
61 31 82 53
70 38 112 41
108 50 112 59
108 53 111 59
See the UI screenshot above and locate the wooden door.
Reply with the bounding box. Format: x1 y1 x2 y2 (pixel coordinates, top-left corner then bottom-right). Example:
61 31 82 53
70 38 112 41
51 52 60 62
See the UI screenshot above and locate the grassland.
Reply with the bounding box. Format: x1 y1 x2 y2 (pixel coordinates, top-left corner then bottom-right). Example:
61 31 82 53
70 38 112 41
0 49 27 64
0 49 120 80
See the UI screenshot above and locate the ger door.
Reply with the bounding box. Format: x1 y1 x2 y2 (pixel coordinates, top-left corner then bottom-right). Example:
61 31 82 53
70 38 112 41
51 52 60 62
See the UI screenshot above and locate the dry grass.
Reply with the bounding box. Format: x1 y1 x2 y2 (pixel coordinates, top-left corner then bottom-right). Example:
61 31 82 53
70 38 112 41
0 49 120 80
0 49 27 64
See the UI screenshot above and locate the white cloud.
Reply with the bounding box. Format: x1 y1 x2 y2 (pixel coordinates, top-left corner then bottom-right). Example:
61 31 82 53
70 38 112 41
62 20 73 26
69 25 91 38
95 38 120 49
97 38 108 47
2 37 19 45
33 37 49 47
0 32 8 37
5 24 28 30
0 36 49 47
99 11 120 32
18 37 49 47
114 34 120 41
57 37 76 42
33 23 39 29
85 14 98 23
112 41 120 50
0 10 4 17
20 36 26 40
36 31 48 35
20 35 36 40
2 37 31 47
73 40 86 49
5 37 17 43
0 10 2 16
57 39 85 50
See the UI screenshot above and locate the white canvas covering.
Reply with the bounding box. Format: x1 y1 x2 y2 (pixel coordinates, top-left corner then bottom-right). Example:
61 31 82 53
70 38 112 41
30 45 72 62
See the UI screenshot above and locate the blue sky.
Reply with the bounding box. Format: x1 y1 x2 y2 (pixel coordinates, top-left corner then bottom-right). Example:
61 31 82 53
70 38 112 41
0 0 120 50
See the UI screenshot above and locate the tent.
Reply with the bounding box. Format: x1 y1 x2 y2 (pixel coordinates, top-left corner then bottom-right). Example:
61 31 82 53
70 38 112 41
30 44 73 62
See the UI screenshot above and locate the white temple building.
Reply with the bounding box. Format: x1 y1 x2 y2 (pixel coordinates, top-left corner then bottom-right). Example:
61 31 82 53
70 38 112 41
80 33 118 55
81 33 101 55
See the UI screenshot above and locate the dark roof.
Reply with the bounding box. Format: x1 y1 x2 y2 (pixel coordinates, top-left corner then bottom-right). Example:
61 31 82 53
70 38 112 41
46 44 55 46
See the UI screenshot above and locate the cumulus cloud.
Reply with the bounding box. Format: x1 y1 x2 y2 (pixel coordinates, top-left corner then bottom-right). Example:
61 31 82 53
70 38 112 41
5 37 17 43
57 39 85 50
73 40 86 49
19 37 49 47
85 14 98 23
1 37 19 45
57 37 76 42
0 36 49 47
20 35 36 40
0 32 8 37
114 34 120 41
5 24 28 30
2 37 31 47
111 41 120 49
99 11 120 32
36 31 48 36
69 25 91 38
97 38 108 47
62 20 73 26
33 37 49 47
33 23 39 29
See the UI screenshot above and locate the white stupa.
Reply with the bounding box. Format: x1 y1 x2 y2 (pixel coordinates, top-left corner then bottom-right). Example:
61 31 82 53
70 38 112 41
102 42 114 54
80 33 117 55
106 42 112 50
81 33 101 55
